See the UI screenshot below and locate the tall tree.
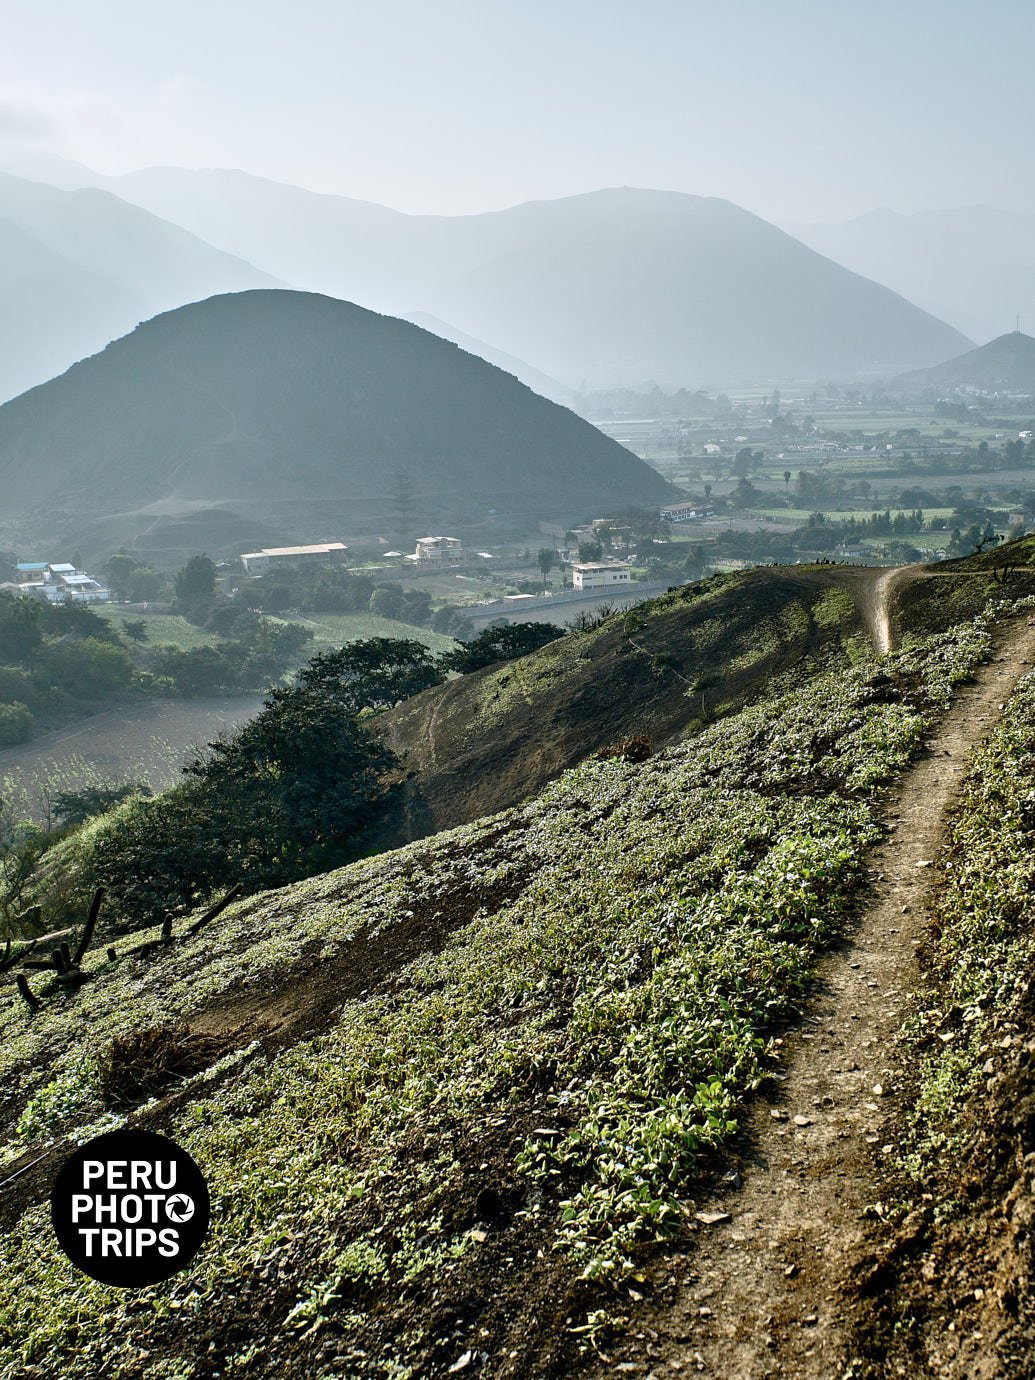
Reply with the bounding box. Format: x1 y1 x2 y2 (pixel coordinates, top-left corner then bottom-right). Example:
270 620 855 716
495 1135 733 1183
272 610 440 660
174 554 217 602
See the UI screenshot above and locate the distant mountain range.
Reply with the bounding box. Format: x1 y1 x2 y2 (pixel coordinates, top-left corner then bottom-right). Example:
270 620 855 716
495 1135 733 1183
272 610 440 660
94 175 971 387
0 155 973 393
788 206 1035 347
0 289 674 561
0 170 276 402
891 331 1035 396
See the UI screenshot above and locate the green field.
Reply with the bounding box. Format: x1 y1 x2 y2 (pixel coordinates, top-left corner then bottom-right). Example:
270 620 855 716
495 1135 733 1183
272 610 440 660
290 612 457 654
97 611 224 651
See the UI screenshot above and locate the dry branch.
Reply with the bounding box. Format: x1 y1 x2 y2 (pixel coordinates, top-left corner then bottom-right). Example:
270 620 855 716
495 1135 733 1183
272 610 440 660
73 888 105 966
187 884 244 937
15 974 38 1011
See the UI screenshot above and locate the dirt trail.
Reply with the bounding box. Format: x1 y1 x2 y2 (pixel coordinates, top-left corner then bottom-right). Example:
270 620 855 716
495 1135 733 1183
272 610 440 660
864 565 915 653
598 612 1035 1380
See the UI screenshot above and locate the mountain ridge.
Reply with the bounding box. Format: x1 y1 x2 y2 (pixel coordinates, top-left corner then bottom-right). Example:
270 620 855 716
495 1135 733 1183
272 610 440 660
0 170 279 402
27 165 971 386
0 288 675 560
891 330 1035 395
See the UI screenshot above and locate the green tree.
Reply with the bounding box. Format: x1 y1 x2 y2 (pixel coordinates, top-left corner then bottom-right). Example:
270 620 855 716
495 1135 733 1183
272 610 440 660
91 682 398 924
369 586 406 620
104 553 143 602
40 638 133 698
0 594 41 662
537 548 557 584
578 540 603 563
440 622 564 674
297 638 444 711
157 646 240 695
0 703 33 747
174 554 217 603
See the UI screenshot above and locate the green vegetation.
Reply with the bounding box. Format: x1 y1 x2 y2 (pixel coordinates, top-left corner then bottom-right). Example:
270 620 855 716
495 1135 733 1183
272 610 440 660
99 610 223 652
896 646 1035 1177
440 622 565 673
0 703 32 747
0 605 1000 1377
842 605 1035 1376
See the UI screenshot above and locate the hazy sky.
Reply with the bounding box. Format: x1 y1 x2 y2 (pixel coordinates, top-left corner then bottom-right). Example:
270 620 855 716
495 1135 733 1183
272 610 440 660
1 0 1032 222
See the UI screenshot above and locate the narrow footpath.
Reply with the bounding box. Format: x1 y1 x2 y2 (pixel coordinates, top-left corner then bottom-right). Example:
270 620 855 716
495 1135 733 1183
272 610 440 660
596 611 1035 1379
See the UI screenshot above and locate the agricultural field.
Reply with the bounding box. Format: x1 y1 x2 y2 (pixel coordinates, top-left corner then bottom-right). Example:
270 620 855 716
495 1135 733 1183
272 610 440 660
96 610 224 651
0 600 1004 1378
0 695 264 822
289 612 457 655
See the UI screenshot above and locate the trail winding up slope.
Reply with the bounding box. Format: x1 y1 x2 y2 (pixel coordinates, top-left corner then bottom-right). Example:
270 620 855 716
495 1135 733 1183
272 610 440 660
597 610 1035 1378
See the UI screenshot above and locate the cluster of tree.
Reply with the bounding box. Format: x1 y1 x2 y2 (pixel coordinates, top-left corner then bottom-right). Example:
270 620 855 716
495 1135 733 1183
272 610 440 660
946 521 1000 558
826 509 927 542
0 593 134 743
104 553 169 603
228 561 474 640
572 386 727 422
153 621 314 697
4 625 573 929
89 676 400 924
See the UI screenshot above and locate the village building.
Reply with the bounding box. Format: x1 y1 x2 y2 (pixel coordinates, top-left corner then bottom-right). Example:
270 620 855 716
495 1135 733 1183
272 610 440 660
660 501 699 523
4 561 111 603
571 561 633 591
414 536 464 565
239 542 348 575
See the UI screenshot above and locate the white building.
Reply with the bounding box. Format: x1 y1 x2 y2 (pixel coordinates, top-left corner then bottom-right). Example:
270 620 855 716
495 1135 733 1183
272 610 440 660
7 561 111 603
240 543 348 574
660 501 699 523
572 562 633 591
415 536 464 565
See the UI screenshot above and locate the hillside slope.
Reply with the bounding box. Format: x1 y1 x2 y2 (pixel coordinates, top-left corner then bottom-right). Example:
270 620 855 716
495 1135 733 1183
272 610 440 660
373 566 874 845
1 565 1032 1376
891 330 1035 396
0 172 276 402
0 289 673 558
102 173 970 384
372 554 1035 850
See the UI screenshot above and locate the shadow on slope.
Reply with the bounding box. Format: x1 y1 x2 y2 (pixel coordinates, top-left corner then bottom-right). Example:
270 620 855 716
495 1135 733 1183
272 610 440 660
371 565 881 849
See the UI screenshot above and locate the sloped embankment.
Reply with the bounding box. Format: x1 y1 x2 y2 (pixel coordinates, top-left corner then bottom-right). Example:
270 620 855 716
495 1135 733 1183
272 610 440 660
371 565 880 849
0 602 1002 1378
842 638 1035 1378
594 602 1035 1378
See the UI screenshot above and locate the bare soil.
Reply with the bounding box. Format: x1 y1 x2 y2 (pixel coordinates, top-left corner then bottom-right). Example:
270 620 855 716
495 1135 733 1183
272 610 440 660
592 609 1035 1378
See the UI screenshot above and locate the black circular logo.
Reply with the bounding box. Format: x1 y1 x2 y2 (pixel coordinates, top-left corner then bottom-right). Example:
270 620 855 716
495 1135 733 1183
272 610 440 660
51 1129 210 1287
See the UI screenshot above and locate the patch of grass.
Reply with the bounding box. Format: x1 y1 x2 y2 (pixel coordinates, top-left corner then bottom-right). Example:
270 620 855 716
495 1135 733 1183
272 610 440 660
294 613 457 655
97 611 224 651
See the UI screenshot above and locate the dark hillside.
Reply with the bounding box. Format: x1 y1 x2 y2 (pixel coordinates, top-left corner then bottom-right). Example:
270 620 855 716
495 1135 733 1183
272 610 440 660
374 550 1035 851
0 289 674 557
890 330 1035 395
372 566 875 846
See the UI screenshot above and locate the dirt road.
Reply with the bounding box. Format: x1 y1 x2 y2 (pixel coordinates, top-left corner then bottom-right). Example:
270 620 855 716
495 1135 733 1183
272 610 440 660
595 611 1035 1379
